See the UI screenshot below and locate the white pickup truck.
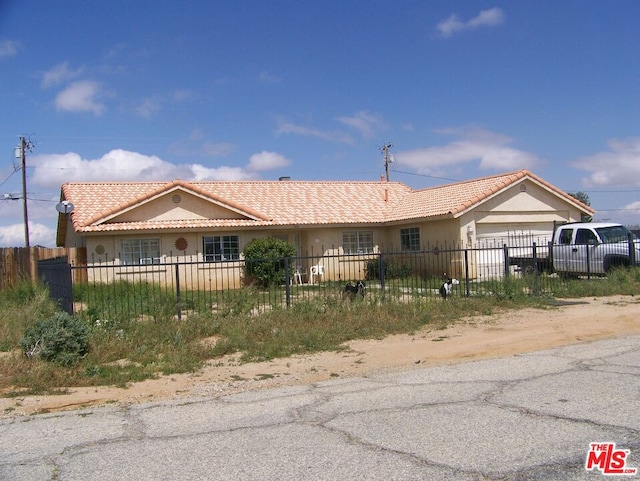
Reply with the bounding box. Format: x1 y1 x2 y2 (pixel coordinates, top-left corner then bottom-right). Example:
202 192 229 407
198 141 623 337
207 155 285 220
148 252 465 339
551 222 640 275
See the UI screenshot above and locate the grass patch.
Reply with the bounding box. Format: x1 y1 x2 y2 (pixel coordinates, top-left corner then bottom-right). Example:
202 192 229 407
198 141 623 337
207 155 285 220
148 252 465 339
1 268 639 395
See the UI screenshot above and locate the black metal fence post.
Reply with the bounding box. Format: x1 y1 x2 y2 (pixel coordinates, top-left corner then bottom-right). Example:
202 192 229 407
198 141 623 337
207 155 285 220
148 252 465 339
378 252 385 302
464 248 470 297
503 244 510 278
532 242 540 295
284 257 291 308
175 263 182 320
629 233 636 266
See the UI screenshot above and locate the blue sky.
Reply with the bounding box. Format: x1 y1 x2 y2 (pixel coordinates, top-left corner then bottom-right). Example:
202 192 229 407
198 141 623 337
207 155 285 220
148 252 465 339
1 1 639 246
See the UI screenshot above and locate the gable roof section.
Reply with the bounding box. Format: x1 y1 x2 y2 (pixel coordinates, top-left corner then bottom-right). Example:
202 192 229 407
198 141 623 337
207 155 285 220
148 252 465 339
84 180 270 225
60 179 413 234
58 170 594 238
389 170 594 221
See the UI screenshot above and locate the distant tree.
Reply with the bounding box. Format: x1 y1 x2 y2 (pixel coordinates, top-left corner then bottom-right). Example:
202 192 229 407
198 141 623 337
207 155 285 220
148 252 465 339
568 191 592 222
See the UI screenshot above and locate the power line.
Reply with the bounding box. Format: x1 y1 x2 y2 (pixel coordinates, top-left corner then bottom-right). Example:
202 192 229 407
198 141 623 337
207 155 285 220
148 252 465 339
388 169 462 183
592 207 640 212
575 189 640 193
0 167 20 190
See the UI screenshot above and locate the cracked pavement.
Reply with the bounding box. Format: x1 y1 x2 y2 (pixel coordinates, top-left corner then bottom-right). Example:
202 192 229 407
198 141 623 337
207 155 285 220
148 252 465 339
1 335 639 480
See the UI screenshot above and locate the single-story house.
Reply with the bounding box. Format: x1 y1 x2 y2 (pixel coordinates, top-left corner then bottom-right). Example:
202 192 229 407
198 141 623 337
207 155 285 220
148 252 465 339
56 169 593 286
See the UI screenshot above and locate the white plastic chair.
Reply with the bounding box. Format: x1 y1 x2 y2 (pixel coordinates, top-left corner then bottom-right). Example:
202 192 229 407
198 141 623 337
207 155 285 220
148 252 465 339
309 264 324 284
293 265 305 285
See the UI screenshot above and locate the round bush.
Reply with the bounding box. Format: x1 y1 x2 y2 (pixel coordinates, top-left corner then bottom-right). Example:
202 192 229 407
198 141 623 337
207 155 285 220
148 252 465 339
20 312 90 366
243 237 297 287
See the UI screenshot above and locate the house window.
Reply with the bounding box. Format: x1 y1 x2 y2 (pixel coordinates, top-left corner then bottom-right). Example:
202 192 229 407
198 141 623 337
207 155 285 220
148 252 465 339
203 235 240 262
120 238 161 265
400 227 420 252
342 231 374 254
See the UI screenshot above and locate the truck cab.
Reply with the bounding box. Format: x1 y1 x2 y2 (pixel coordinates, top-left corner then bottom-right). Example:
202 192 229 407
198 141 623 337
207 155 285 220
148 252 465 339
552 223 640 275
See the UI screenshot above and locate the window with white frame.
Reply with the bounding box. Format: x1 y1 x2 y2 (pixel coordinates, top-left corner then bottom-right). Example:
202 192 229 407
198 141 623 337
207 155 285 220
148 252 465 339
400 227 420 252
203 235 240 262
120 238 161 265
342 230 374 254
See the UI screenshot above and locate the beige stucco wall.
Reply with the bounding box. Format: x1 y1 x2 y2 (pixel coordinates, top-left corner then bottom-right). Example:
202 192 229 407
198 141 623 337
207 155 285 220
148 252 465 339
112 193 246 222
81 233 245 288
469 180 583 236
62 220 84 248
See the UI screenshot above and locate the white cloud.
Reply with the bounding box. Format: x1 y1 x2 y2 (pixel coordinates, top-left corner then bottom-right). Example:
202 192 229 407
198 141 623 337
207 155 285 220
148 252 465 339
395 127 540 175
437 7 505 37
623 200 640 214
335 111 386 139
276 111 385 144
190 164 256 181
258 70 282 83
573 138 640 188
201 142 236 157
30 150 185 188
468 7 505 28
173 89 195 102
136 90 196 118
29 148 290 190
104 42 128 60
41 62 84 88
0 222 56 248
136 97 162 118
55 81 105 115
169 137 237 158
0 39 20 58
247 151 291 172
276 119 355 145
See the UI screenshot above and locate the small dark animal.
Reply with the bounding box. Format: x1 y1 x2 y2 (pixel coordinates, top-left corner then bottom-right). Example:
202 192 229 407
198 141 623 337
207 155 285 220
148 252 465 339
439 277 459 300
343 280 366 300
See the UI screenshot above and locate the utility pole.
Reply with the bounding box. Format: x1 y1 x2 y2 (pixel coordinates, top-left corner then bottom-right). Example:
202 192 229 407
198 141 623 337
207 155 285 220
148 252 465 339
381 143 393 182
17 136 34 247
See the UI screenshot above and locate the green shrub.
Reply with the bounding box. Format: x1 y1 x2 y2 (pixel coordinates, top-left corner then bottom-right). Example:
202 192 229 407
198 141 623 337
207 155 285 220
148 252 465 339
19 312 90 367
365 257 413 280
243 237 296 287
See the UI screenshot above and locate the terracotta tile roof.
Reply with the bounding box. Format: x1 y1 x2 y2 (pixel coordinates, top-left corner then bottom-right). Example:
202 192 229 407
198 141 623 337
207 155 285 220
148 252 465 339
388 169 594 220
61 180 413 233
59 169 594 235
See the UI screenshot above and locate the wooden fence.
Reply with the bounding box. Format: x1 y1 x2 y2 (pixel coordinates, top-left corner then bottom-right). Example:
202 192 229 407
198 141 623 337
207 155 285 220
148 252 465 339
0 247 87 290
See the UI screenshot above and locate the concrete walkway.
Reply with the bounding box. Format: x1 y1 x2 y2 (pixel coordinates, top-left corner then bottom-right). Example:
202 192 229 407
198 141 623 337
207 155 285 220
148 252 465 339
1 336 639 480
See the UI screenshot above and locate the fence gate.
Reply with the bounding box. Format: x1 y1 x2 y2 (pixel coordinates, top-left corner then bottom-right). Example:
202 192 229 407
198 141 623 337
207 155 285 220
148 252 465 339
37 256 73 314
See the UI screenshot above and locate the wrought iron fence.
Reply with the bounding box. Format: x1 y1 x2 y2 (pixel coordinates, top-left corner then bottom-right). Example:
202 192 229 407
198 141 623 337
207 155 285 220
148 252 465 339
69 237 639 321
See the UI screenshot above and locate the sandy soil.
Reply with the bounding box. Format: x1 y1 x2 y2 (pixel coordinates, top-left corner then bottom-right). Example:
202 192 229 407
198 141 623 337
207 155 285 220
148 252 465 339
2 295 639 417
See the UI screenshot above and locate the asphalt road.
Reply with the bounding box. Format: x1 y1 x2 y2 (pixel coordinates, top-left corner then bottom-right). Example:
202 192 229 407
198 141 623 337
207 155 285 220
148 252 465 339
1 335 639 480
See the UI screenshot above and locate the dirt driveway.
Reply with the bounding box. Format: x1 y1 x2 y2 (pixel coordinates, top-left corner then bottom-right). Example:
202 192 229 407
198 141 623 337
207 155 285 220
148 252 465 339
2 295 639 417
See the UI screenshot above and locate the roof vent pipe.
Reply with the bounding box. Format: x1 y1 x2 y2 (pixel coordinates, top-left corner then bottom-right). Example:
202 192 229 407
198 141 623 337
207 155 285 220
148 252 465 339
279 176 291 181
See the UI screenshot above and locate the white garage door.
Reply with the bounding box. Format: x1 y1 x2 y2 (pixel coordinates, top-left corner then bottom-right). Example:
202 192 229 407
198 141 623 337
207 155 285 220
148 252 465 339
475 223 552 279
475 223 552 246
